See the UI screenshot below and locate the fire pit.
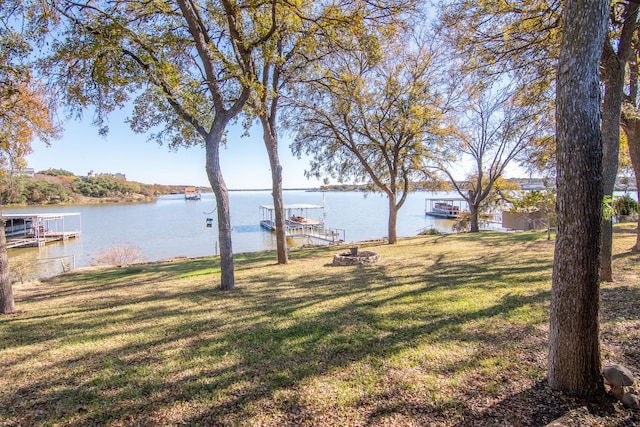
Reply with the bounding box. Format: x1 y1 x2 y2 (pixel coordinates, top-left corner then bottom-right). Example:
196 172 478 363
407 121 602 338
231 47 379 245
332 247 380 266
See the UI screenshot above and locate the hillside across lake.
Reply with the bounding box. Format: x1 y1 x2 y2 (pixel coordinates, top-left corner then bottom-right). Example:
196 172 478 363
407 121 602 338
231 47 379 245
1 168 211 205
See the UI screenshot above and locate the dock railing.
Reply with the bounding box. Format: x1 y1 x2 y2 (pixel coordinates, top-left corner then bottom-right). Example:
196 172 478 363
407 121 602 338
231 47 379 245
286 224 345 244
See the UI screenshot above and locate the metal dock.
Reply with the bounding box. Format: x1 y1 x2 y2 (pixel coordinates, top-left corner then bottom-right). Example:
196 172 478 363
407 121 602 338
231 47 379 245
259 204 345 244
4 213 81 248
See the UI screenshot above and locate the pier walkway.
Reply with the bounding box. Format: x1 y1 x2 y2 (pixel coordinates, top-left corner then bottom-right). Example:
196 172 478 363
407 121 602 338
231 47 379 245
261 220 345 244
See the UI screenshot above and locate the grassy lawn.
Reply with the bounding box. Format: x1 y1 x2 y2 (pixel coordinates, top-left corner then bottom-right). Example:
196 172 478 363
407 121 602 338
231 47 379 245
1 227 639 426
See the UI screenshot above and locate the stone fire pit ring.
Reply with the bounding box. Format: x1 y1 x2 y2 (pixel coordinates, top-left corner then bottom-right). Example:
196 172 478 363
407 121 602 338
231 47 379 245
332 247 380 266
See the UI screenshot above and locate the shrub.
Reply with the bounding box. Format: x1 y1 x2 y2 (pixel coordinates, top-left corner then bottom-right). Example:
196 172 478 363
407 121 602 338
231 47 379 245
89 244 146 267
419 227 442 236
452 212 471 232
613 195 639 217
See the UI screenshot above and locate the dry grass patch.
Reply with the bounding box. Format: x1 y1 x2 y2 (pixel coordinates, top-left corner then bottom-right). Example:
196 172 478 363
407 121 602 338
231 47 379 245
1 229 638 426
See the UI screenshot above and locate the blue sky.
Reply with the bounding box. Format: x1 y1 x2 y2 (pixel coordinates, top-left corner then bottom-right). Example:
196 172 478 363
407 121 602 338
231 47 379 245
25 108 324 190
25 106 526 190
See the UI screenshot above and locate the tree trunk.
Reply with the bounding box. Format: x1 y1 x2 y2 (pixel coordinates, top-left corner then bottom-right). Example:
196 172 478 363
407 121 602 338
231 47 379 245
636 188 640 250
469 203 480 233
599 4 639 281
261 116 288 264
388 193 398 244
205 127 235 290
548 0 608 396
599 220 614 281
0 205 15 314
600 72 621 281
622 119 640 250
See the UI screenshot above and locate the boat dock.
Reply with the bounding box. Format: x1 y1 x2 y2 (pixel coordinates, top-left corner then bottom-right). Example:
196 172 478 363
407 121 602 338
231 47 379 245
4 213 81 248
259 204 345 244
184 186 201 200
425 198 467 219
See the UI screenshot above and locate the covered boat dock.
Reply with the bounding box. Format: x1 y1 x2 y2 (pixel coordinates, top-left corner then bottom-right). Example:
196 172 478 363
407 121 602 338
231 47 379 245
425 198 468 219
3 212 81 248
259 204 344 244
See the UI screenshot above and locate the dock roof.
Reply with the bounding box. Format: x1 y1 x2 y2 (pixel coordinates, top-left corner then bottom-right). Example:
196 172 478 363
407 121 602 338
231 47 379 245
260 204 323 210
3 213 81 219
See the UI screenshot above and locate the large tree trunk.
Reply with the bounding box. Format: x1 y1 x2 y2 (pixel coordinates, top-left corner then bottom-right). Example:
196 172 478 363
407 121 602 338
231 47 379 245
388 193 398 244
0 205 14 314
548 0 608 396
261 116 288 264
599 4 639 282
205 127 235 291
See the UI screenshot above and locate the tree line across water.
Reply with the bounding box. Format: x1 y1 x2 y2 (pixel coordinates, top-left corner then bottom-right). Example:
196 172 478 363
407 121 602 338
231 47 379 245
0 168 209 205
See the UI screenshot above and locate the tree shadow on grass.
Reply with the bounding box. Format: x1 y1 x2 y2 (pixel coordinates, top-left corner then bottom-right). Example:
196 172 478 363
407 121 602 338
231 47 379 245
179 276 553 425
611 250 640 263
612 224 638 235
1 238 557 426
451 231 551 246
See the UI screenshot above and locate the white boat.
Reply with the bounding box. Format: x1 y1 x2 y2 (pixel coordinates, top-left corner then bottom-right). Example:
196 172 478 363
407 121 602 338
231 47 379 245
425 198 465 219
259 204 324 230
432 202 460 218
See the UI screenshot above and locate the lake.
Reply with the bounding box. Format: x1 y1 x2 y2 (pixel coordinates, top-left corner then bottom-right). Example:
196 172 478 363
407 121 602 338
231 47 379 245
5 190 471 277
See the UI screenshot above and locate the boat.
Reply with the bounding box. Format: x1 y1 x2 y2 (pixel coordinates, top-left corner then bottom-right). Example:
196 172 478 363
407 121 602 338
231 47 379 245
260 204 324 230
288 215 321 226
4 217 34 238
425 198 465 219
433 202 460 218
3 212 81 248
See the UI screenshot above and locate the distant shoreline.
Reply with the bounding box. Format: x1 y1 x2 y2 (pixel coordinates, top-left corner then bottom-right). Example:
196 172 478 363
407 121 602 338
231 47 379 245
228 188 317 192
